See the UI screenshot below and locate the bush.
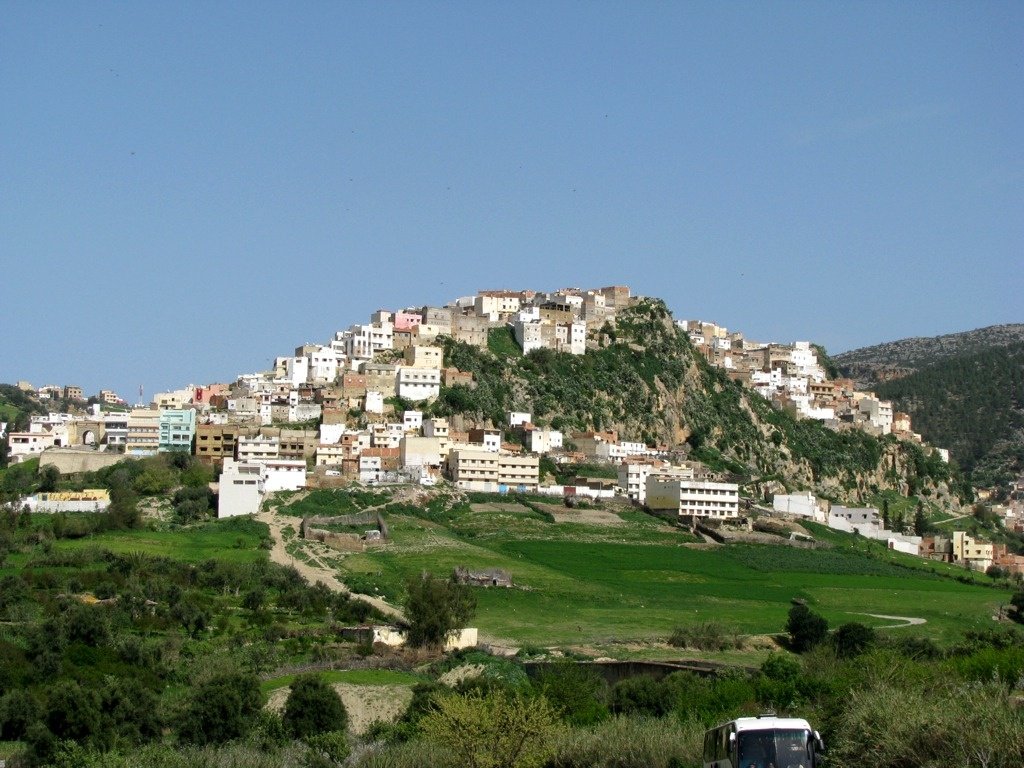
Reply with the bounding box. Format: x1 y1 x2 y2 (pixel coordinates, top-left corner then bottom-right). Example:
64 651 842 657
668 621 741 651
302 730 350 767
786 604 828 653
547 714 704 768
283 674 348 739
534 661 609 726
831 622 876 658
177 671 262 745
419 688 561 768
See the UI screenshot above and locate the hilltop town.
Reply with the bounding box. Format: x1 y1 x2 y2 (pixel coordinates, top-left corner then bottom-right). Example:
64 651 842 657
5 285 1022 578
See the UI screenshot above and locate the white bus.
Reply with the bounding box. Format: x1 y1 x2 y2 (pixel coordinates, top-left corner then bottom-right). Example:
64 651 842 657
703 714 824 768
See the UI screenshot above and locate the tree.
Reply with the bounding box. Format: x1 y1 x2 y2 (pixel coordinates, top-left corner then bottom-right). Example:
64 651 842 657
38 465 60 493
178 671 261 745
913 500 928 536
403 572 475 648
534 660 609 726
1009 589 1024 624
881 499 890 530
786 604 828 653
419 688 561 768
831 622 876 658
282 674 347 739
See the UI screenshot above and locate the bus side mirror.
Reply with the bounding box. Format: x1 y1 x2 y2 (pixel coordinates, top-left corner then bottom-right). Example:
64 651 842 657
812 730 824 752
729 732 736 749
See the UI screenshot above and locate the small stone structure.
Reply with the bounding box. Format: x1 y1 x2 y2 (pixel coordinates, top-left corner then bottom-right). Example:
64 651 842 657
452 566 513 588
301 510 388 552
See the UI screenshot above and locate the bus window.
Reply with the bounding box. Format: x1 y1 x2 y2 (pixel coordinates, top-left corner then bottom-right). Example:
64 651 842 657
738 729 813 768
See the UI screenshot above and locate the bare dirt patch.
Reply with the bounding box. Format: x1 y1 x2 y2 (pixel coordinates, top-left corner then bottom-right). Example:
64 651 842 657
267 683 413 735
540 504 624 526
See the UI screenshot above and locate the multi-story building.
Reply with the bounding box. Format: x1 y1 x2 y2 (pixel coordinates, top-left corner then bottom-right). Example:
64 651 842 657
645 475 739 521
237 436 280 464
195 423 257 465
953 531 995 571
125 408 161 456
98 389 122 405
512 317 543 355
448 449 539 492
404 345 444 369
6 432 56 463
217 460 263 518
451 313 490 348
397 367 441 402
158 409 196 453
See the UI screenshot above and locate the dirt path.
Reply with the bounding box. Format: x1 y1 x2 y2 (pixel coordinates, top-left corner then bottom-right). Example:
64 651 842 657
860 613 927 629
256 508 403 620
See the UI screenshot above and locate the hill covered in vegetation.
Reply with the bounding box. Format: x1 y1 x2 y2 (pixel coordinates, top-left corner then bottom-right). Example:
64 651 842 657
836 327 1024 491
427 299 959 505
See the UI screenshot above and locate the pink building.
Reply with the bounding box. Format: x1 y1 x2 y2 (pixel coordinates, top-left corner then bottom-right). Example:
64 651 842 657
393 311 423 332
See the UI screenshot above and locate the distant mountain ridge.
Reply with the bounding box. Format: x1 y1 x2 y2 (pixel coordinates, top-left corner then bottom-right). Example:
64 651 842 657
835 324 1024 390
835 325 1024 489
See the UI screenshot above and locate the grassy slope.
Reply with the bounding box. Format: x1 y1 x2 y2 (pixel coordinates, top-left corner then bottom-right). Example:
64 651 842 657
0 516 269 574
330 498 1006 650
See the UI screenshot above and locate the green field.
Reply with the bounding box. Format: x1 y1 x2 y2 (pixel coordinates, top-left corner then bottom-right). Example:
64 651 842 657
331 498 1009 650
261 668 426 694
0 516 270 573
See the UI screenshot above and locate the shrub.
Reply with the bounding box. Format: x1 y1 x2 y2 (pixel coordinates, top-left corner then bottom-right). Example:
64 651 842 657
177 671 261 745
283 674 348 739
786 604 828 653
831 622 876 658
668 621 741 651
534 661 609 726
547 714 704 768
419 688 561 768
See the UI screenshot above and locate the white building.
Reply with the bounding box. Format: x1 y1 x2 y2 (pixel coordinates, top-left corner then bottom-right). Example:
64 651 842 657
319 423 347 444
513 319 544 354
618 462 655 503
218 461 264 518
237 436 280 464
403 410 423 433
365 390 385 414
346 322 394 361
772 492 822 519
555 321 587 355
858 397 894 435
262 459 307 493
509 411 532 427
397 367 441 402
645 475 739 520
527 428 563 454
7 432 57 463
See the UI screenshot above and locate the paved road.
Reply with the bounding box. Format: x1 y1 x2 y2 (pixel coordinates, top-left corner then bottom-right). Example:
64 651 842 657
255 508 404 620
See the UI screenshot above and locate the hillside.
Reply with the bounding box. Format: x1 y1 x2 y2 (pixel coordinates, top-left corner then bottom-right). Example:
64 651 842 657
834 324 1024 389
428 299 959 505
835 328 1024 490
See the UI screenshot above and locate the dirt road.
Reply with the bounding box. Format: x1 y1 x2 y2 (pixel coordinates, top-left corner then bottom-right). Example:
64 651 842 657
256 508 403 620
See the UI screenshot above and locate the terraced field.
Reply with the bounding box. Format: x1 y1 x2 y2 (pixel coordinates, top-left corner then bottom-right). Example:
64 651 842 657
322 493 1010 651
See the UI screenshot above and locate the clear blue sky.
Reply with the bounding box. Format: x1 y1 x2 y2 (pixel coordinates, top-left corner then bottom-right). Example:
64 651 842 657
2 2 1021 401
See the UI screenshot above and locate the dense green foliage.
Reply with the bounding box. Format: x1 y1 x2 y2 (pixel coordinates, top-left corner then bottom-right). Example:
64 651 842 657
282 674 347 739
872 342 1024 489
403 572 476 648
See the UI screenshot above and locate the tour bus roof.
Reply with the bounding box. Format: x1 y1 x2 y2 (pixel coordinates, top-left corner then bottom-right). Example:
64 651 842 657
731 716 813 733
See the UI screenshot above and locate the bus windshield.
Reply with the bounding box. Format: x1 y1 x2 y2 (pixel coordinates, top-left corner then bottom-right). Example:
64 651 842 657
737 729 814 768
